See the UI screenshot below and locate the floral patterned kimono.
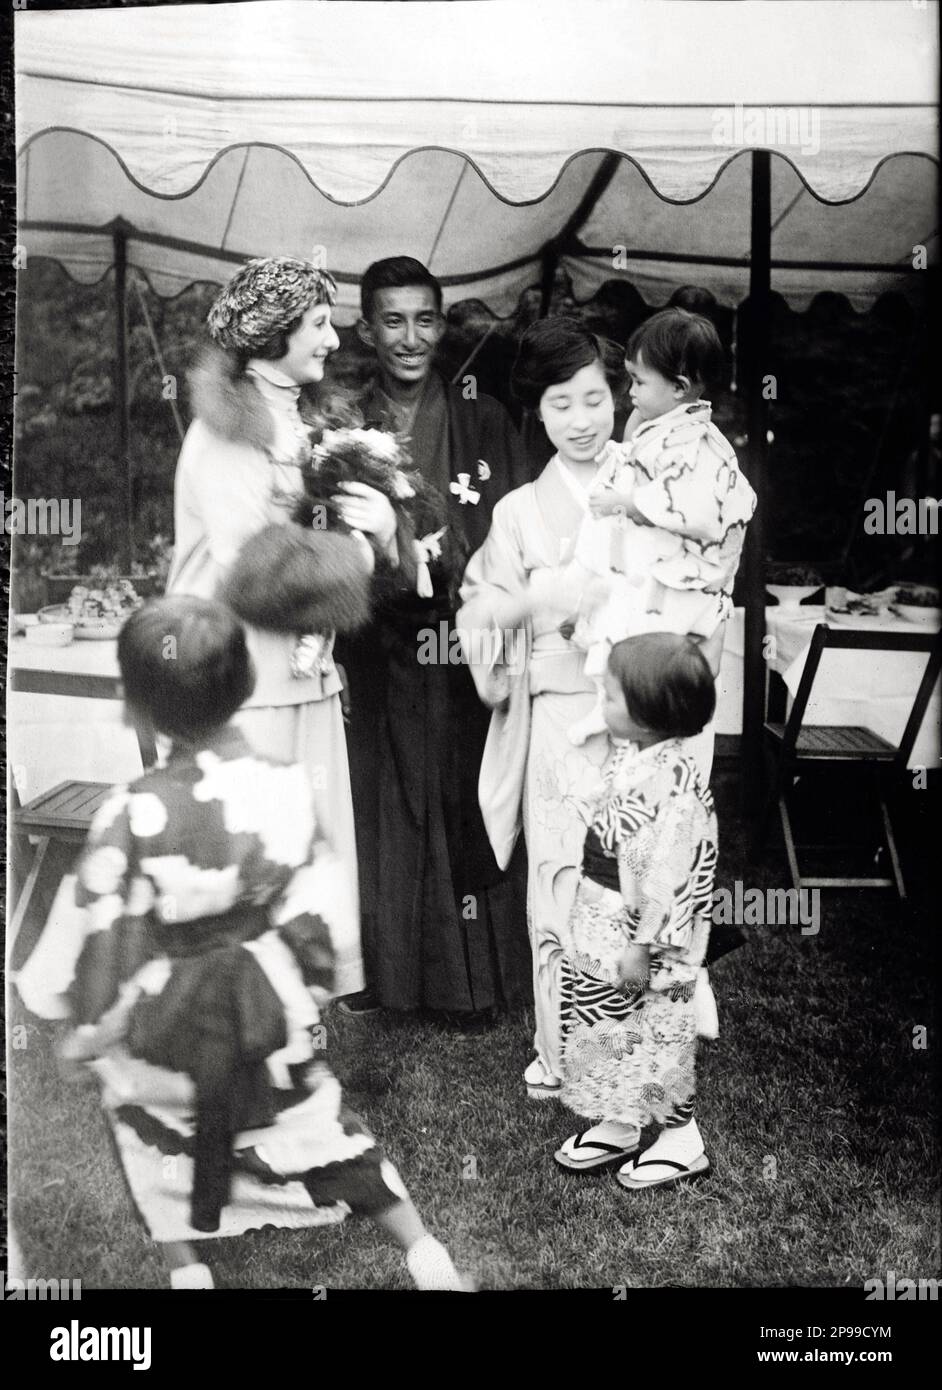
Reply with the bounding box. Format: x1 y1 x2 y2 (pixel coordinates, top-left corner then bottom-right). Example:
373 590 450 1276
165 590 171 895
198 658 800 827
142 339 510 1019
458 456 613 1078
38 727 405 1243
573 401 756 647
560 738 717 1127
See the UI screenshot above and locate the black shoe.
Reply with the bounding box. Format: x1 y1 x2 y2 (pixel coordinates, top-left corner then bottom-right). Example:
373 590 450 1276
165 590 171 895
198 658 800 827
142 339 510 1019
444 1007 496 1035
336 988 382 1016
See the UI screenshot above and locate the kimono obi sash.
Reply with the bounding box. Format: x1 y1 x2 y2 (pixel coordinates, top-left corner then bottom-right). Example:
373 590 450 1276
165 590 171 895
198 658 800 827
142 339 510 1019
528 633 596 697
582 825 620 892
528 581 596 698
154 904 273 958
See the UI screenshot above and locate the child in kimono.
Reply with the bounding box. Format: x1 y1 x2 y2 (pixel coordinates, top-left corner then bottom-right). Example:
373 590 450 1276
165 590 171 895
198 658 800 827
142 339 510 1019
59 595 469 1291
554 633 717 1187
564 308 756 747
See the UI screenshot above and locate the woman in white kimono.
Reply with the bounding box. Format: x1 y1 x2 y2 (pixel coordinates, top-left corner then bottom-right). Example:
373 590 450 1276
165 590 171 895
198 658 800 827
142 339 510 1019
168 258 399 997
458 321 629 1097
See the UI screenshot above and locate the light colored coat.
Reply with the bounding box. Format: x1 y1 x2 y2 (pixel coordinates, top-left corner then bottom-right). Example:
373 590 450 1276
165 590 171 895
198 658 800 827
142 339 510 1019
168 349 342 707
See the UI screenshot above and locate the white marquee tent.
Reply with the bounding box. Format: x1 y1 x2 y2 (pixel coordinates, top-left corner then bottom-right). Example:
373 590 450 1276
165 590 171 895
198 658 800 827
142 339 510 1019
15 0 938 317
13 0 940 790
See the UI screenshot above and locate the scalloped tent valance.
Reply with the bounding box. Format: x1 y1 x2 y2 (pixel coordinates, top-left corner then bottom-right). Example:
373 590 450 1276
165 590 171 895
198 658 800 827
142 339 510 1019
14 0 939 317
15 0 938 202
17 138 938 319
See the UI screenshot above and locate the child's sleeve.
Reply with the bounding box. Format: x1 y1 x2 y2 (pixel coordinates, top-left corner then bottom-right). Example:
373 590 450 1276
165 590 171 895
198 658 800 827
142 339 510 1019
619 797 704 957
267 767 360 999
71 790 153 1024
457 494 531 707
632 430 755 549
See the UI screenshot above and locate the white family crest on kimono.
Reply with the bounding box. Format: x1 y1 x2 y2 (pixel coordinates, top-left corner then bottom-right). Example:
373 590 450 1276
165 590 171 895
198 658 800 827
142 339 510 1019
450 472 481 505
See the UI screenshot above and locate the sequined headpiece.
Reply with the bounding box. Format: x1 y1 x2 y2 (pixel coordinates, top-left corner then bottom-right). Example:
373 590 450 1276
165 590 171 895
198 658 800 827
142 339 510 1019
207 257 337 353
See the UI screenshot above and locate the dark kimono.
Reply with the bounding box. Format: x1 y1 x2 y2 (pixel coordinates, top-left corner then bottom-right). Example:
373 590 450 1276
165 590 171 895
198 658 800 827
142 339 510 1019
335 370 531 1013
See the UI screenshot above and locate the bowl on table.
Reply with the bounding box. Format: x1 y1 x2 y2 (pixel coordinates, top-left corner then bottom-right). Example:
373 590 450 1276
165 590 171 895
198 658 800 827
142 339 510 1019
890 584 940 628
25 620 74 647
72 618 123 641
766 584 821 611
892 604 941 628
37 604 72 623
38 602 123 640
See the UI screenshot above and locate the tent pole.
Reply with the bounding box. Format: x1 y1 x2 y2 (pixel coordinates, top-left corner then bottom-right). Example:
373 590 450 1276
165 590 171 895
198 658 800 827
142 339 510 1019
113 221 133 571
741 150 771 813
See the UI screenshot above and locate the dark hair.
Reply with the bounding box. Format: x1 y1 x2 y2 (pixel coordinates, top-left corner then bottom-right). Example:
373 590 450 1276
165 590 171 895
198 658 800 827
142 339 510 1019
244 314 306 365
510 317 625 411
118 596 255 740
626 308 725 391
360 256 443 321
608 632 716 740
668 286 719 319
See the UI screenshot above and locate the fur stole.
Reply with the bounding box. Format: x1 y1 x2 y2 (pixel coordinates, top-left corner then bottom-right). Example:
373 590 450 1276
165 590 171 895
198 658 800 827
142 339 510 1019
187 345 323 451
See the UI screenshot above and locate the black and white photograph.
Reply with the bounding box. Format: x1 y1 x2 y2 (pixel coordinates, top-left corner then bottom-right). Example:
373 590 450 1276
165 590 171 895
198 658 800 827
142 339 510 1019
3 0 939 1349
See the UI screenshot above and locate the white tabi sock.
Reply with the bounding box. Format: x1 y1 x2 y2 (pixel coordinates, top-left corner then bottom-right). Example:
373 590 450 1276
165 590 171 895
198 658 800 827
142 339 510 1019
405 1234 465 1291
169 1262 214 1290
644 1117 705 1167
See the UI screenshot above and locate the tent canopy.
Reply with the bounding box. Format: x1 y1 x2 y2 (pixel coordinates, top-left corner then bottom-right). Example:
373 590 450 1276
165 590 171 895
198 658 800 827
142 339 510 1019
15 0 939 318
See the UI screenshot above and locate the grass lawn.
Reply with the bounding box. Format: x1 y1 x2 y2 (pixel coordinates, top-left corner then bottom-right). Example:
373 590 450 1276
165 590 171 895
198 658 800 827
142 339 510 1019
8 765 939 1290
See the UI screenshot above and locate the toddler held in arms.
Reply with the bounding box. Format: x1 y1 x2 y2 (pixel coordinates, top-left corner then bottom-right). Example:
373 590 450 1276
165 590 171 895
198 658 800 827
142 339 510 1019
564 308 756 747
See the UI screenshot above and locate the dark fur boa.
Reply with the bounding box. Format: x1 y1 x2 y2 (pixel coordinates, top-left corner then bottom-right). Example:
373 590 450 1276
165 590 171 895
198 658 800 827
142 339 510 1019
222 524 373 636
187 345 324 449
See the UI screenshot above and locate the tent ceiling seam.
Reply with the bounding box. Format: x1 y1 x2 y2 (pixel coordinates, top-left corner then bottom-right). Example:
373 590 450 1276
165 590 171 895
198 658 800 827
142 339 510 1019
18 71 938 108
427 163 468 271
220 148 251 251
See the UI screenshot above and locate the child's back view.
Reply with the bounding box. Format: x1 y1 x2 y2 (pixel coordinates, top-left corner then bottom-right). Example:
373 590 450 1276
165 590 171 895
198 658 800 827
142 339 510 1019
54 595 469 1290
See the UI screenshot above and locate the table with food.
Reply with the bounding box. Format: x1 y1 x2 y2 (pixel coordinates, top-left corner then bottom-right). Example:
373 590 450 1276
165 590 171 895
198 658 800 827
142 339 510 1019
9 580 147 801
716 582 940 768
10 579 941 802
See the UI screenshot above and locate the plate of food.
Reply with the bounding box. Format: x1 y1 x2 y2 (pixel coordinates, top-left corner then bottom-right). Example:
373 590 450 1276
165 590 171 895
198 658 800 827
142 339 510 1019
42 580 145 639
825 586 894 628
890 583 941 628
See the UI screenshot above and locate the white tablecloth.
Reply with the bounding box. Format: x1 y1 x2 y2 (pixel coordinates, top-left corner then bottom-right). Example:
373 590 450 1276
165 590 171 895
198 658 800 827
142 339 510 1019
8 610 940 802
718 606 940 768
7 636 143 801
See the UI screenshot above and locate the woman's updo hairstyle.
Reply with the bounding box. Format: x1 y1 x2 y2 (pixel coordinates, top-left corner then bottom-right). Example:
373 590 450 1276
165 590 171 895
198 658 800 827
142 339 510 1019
608 632 716 740
511 317 625 412
118 596 255 740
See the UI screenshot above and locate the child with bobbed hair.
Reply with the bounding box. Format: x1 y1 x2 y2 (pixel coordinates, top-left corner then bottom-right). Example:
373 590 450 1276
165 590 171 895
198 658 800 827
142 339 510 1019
554 632 719 1190
564 307 755 749
57 595 471 1290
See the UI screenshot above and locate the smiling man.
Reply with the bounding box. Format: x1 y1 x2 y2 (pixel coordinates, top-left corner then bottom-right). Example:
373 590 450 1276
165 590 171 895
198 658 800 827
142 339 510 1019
337 256 530 1029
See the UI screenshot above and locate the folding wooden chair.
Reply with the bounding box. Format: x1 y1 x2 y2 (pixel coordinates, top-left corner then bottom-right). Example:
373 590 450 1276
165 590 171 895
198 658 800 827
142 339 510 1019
7 667 157 972
753 625 941 896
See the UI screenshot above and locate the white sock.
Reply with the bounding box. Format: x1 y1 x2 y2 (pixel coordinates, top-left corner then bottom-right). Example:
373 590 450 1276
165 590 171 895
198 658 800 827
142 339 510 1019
643 1118 704 1167
169 1262 214 1290
694 967 719 1040
581 1120 641 1148
405 1234 465 1291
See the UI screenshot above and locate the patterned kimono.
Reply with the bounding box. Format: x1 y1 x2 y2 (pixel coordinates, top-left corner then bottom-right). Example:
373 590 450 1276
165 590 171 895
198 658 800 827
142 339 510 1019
55 727 405 1243
560 738 717 1127
573 401 756 648
459 456 612 1076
